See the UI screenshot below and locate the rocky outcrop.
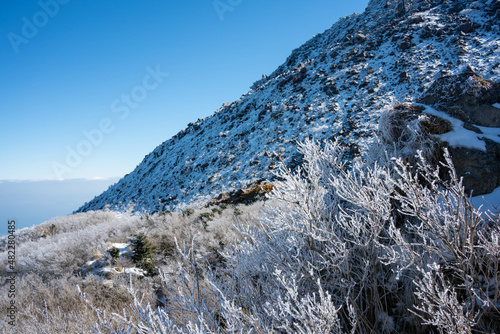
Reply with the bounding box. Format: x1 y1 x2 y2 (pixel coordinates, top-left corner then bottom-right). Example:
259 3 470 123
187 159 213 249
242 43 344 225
418 69 500 195
418 68 500 127
206 183 275 207
382 103 452 140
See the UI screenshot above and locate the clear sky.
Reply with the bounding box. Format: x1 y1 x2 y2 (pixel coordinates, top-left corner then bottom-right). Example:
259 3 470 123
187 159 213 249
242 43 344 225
0 0 370 181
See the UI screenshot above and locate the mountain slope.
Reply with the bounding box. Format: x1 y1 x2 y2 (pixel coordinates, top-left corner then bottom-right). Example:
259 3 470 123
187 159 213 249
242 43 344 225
78 0 500 213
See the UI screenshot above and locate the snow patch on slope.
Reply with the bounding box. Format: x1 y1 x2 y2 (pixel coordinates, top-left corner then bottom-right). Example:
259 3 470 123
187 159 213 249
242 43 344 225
422 105 500 151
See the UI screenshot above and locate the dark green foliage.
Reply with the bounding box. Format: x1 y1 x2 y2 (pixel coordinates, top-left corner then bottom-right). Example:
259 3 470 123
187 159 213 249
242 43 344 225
131 233 156 263
233 206 242 216
158 210 171 216
198 212 215 231
199 212 215 221
211 207 223 215
182 208 195 217
130 233 157 276
139 259 157 277
49 224 57 235
108 246 120 260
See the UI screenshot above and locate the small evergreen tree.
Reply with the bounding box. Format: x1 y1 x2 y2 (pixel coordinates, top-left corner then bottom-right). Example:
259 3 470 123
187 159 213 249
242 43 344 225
108 246 120 262
130 233 157 276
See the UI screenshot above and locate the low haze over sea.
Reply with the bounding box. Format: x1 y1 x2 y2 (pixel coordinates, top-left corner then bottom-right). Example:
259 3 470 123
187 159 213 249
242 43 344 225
0 178 119 236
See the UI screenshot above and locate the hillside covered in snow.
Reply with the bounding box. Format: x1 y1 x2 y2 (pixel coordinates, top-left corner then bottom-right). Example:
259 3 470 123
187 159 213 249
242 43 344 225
77 0 500 213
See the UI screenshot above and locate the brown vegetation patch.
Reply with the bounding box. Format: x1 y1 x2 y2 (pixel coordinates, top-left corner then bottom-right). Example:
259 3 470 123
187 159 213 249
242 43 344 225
420 113 453 134
206 183 275 207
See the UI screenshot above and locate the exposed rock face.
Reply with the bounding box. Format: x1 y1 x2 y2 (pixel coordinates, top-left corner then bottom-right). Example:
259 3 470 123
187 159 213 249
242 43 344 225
384 103 450 138
418 68 500 127
418 69 500 195
205 183 275 207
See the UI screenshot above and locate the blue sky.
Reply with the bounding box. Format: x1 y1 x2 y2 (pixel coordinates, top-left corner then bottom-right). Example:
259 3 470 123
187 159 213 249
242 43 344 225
0 0 369 181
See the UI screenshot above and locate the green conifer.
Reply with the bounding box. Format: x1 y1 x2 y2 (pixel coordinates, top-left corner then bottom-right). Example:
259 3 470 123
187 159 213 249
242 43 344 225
130 233 157 276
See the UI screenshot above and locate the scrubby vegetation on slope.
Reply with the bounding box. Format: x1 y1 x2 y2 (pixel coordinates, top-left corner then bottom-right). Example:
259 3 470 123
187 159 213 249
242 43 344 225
0 203 263 332
4 138 498 333
2 101 499 333
80 139 499 333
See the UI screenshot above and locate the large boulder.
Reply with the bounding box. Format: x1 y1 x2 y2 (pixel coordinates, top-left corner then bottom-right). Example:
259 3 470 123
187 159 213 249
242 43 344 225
206 183 275 207
418 68 500 127
382 100 500 196
417 69 500 195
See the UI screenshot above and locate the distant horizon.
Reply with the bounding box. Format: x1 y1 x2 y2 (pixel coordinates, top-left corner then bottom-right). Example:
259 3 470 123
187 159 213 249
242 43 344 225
0 177 120 236
0 176 120 182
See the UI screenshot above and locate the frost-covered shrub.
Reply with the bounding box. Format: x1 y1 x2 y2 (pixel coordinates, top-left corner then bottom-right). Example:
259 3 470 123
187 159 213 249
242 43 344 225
4 138 498 333
0 209 121 253
0 200 264 332
386 150 500 333
377 104 441 164
0 272 154 333
0 210 144 278
87 139 499 333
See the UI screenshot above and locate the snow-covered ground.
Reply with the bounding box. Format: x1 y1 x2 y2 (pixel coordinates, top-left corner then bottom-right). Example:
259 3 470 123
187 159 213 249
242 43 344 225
82 242 146 283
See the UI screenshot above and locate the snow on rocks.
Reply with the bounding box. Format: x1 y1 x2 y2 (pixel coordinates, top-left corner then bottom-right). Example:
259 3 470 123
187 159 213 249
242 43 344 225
422 105 500 151
77 0 500 213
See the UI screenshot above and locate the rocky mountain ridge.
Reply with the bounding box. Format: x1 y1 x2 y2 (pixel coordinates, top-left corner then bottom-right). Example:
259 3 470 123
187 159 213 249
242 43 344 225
78 0 500 213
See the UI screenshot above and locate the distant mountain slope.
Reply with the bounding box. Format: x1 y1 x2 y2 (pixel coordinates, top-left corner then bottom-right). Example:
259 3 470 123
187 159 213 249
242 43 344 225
78 0 500 213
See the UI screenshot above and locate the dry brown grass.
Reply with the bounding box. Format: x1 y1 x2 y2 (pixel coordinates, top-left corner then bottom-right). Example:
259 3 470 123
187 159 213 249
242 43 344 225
0 201 265 332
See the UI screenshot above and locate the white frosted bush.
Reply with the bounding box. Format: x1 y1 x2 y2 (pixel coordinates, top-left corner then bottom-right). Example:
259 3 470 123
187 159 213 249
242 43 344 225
93 138 499 333
8 137 498 333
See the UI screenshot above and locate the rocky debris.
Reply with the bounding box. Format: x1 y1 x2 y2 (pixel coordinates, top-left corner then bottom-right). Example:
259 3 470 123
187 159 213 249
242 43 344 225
293 72 307 84
387 103 451 138
484 138 500 159
463 122 483 134
491 0 500 15
323 80 339 96
354 33 367 42
418 68 500 127
417 68 500 195
399 71 411 80
458 21 475 34
400 40 412 50
419 114 453 134
206 183 275 207
399 35 413 51
411 15 425 24
396 1 407 17
385 101 500 196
